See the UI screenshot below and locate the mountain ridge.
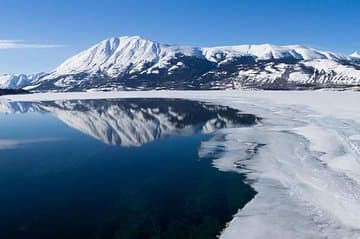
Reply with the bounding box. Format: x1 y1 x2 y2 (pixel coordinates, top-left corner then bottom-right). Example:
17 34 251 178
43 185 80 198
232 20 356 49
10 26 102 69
0 73 44 89
351 51 360 58
6 36 360 91
47 36 351 77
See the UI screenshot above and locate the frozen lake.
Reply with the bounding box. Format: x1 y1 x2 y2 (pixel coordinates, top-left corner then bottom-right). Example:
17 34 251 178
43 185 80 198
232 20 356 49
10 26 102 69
1 90 359 239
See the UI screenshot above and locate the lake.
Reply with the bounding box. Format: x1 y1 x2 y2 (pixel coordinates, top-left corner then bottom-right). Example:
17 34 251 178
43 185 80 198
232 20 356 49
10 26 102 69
0 98 258 239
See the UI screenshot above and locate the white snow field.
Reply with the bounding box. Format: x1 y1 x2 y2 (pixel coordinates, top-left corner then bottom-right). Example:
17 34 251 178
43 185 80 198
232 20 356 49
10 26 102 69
1 90 360 239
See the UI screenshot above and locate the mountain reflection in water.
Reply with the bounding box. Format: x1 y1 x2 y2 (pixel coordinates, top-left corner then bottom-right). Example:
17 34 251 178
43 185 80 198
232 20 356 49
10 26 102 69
4 98 258 146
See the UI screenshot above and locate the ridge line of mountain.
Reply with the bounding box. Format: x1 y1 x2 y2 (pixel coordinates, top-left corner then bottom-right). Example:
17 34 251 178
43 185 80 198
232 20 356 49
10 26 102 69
2 36 360 91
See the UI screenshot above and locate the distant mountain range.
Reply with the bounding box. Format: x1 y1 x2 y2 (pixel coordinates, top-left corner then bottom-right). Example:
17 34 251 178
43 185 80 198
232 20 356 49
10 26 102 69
2 36 360 91
0 73 44 89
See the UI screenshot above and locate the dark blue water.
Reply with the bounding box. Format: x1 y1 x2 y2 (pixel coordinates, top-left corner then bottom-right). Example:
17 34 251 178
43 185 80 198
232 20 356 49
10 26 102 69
0 99 257 239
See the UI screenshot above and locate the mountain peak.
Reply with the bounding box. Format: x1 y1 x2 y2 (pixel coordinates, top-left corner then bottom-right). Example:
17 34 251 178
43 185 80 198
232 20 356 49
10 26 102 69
49 35 200 78
101 35 159 48
350 51 360 58
103 35 156 46
119 35 149 41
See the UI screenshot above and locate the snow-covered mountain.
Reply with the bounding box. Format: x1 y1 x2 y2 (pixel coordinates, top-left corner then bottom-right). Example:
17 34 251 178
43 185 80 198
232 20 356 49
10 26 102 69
27 36 360 91
48 36 203 78
0 73 44 89
351 51 360 58
0 99 257 146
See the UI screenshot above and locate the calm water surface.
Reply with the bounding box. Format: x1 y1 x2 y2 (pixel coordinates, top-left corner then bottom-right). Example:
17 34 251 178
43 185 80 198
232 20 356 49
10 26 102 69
0 98 257 239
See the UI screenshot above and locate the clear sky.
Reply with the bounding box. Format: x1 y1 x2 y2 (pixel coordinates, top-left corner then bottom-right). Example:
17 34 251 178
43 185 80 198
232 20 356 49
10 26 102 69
0 0 359 74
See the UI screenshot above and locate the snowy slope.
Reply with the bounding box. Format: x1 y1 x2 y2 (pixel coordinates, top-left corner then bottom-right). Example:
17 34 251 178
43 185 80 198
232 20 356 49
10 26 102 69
29 36 360 91
0 73 44 89
351 51 360 58
202 44 347 62
48 36 203 78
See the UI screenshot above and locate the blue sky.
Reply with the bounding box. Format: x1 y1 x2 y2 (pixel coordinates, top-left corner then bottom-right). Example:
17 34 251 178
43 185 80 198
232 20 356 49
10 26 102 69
0 0 359 74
